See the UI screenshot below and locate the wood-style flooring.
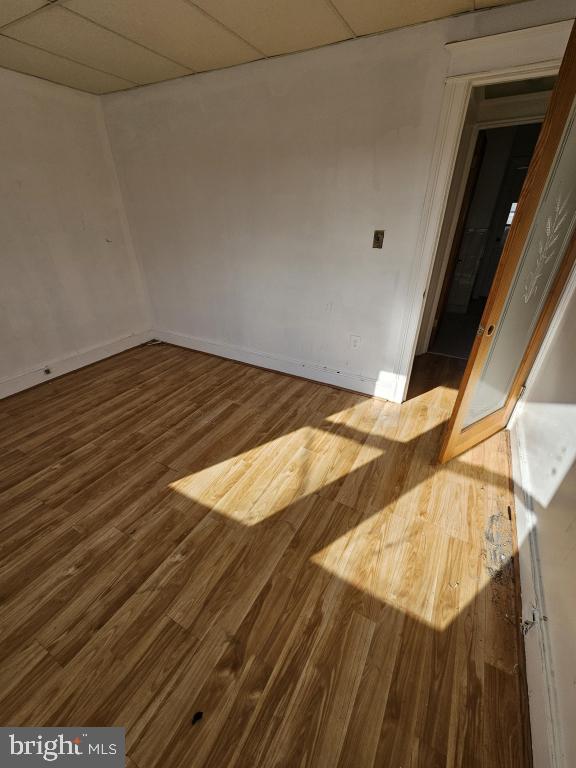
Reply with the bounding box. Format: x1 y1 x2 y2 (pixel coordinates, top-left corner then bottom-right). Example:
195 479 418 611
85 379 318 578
0 344 531 767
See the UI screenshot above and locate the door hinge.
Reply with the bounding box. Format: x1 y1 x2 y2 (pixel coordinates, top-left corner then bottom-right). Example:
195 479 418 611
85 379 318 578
518 384 527 400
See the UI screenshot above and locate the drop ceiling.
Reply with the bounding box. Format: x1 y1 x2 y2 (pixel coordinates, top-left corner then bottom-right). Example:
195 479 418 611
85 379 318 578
0 0 527 95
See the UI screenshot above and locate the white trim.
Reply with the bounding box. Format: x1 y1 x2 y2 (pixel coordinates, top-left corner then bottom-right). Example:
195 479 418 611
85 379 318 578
393 76 471 401
475 92 551 128
510 423 562 768
0 330 153 399
475 115 546 130
415 116 479 356
446 21 572 77
395 20 571 402
447 59 566 86
155 328 395 400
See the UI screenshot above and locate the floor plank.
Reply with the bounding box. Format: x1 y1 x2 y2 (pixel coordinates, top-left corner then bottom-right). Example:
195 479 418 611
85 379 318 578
0 345 531 767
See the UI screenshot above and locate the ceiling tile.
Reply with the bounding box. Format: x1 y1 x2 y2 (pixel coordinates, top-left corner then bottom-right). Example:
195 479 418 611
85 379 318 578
192 0 352 56
0 35 134 93
0 0 46 29
331 0 473 36
0 0 532 94
3 6 191 84
63 0 262 72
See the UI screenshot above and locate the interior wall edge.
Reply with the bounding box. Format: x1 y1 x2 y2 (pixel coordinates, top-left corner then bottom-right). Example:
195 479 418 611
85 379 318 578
0 329 153 400
1 65 153 392
94 96 155 331
154 328 400 401
510 422 562 768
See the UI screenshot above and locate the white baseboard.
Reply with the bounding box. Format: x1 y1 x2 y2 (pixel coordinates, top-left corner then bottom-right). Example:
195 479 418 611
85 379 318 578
510 423 562 768
0 330 153 399
155 328 399 400
1 325 403 402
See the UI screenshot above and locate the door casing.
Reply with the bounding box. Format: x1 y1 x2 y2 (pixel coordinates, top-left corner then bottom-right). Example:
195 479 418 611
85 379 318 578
396 19 572 404
416 79 558 359
439 22 576 462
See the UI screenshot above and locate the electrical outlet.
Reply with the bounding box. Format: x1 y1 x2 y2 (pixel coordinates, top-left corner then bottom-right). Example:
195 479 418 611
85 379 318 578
372 230 385 249
350 334 361 350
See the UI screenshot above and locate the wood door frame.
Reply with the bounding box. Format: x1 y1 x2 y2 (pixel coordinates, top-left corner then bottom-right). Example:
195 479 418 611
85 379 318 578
439 23 576 462
393 19 572 404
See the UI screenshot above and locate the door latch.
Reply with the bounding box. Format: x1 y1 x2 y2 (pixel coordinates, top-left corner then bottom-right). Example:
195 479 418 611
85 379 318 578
477 323 496 337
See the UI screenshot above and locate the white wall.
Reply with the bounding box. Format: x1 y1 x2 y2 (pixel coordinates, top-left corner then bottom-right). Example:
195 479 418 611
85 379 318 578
102 0 575 400
512 267 576 767
0 68 151 398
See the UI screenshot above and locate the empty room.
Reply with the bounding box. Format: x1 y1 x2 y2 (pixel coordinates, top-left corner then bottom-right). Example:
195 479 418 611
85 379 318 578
1 0 575 766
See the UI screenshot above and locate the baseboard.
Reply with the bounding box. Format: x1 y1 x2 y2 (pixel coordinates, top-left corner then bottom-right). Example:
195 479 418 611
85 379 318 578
0 330 153 399
155 328 400 400
510 423 562 768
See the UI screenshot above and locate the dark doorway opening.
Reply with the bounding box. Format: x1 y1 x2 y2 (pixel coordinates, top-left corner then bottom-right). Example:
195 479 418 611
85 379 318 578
428 122 541 359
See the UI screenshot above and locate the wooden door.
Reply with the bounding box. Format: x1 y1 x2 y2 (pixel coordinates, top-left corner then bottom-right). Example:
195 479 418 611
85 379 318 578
439 21 576 463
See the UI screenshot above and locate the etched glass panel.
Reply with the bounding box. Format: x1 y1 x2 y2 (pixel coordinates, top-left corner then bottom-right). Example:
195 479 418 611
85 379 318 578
463 99 576 428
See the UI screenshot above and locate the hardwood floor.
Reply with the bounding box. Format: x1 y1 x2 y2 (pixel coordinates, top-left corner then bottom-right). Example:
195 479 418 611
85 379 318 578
0 345 531 767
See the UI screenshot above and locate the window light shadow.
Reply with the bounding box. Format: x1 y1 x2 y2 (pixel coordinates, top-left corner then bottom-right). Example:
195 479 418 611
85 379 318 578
167 409 524 632
0 345 532 766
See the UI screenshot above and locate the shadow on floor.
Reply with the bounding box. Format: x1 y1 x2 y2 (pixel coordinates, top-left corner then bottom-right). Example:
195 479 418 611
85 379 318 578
0 343 532 767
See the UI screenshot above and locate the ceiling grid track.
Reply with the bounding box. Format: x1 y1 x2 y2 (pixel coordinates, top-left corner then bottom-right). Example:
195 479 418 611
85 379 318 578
181 0 268 59
0 32 139 85
323 0 357 37
61 5 198 73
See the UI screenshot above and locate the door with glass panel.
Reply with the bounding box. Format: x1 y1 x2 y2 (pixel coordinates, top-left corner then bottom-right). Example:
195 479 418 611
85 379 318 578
439 21 576 463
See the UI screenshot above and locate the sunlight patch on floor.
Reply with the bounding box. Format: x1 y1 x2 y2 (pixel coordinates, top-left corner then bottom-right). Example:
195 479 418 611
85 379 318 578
311 509 500 630
167 390 517 630
169 415 384 526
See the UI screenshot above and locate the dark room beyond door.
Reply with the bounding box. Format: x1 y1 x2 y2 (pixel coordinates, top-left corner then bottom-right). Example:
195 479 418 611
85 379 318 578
429 122 541 359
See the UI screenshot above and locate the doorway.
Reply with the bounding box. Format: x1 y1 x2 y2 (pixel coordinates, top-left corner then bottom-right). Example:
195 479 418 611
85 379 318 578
438 23 576 462
429 122 541 360
414 74 558 371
